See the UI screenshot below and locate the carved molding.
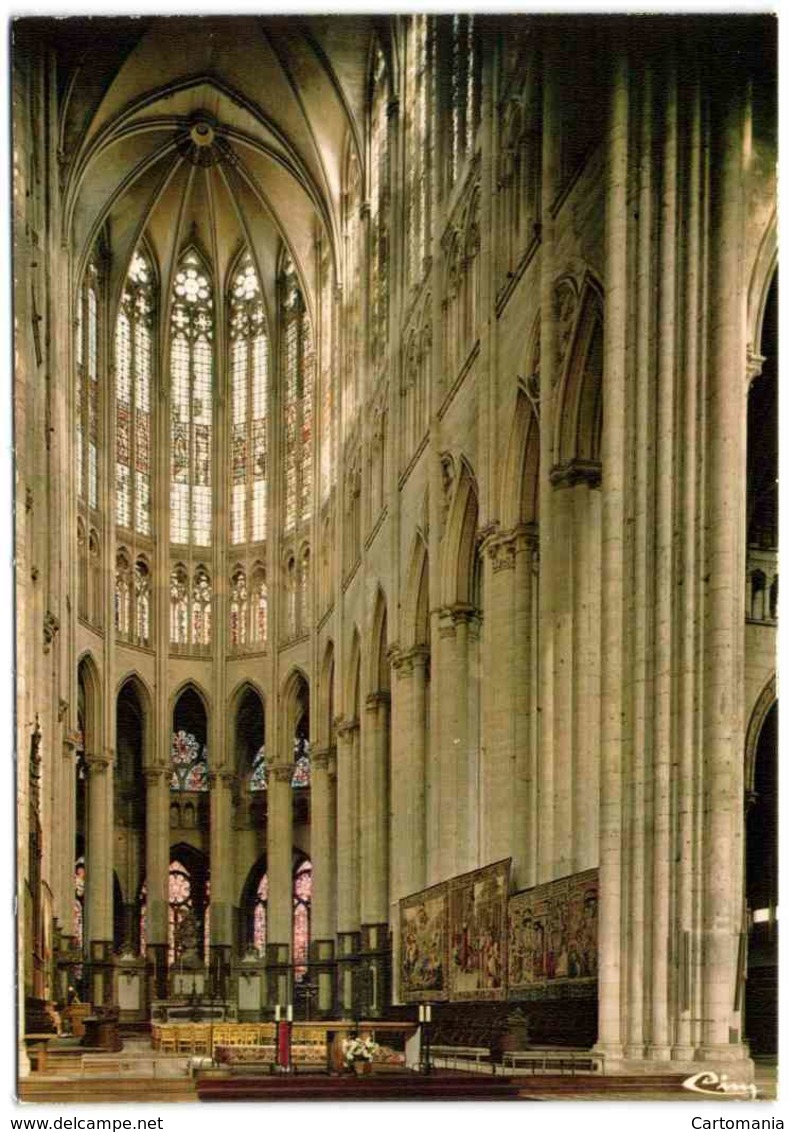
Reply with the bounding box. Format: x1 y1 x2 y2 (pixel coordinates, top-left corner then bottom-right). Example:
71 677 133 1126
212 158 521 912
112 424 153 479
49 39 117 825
336 717 360 738
549 458 602 490
43 610 60 652
746 347 765 384
365 690 391 712
486 533 517 573
270 764 294 784
85 752 111 775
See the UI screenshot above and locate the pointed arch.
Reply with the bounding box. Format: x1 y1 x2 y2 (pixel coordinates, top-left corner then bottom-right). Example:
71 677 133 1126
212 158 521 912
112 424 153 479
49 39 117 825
77 652 102 754
318 640 336 748
369 587 389 694
346 628 362 721
281 666 310 746
229 682 265 783
500 387 541 528
442 459 480 606
116 671 153 766
169 679 211 719
747 210 777 361
745 673 777 795
402 532 430 648
553 273 604 473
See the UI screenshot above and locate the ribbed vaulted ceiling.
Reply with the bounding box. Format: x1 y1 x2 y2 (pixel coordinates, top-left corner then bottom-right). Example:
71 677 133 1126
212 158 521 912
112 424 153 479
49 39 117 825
57 15 378 317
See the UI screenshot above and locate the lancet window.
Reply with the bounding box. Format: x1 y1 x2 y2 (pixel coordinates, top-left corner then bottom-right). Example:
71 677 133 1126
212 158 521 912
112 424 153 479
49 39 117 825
230 253 269 545
293 858 312 979
230 568 248 647
449 15 478 189
134 558 150 645
280 257 314 533
115 250 153 535
75 259 101 511
115 550 131 638
170 250 213 547
406 16 432 289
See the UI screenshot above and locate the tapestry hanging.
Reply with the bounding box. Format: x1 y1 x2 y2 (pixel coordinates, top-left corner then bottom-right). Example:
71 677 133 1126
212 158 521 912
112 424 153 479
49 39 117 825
448 858 511 1002
399 881 449 1002
507 867 598 990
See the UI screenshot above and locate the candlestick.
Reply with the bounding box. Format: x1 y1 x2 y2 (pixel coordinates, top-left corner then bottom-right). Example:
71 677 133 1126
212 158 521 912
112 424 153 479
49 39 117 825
286 1004 293 1022
275 1004 281 1021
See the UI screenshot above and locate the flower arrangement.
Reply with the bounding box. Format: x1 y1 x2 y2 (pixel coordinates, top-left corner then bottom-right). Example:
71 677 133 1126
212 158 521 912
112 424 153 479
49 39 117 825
342 1035 379 1066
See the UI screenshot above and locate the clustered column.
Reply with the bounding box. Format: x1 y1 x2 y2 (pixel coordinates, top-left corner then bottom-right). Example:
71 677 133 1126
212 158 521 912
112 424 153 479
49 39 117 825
309 745 337 1015
85 751 114 1003
266 758 294 1005
209 771 234 997
144 767 169 1000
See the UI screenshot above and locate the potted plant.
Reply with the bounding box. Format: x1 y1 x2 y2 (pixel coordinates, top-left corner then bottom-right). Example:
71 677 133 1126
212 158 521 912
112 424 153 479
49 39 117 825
342 1035 379 1076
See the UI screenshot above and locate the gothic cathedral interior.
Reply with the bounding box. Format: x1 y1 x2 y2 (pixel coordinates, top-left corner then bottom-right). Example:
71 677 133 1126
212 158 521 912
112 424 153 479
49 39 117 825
13 13 777 1088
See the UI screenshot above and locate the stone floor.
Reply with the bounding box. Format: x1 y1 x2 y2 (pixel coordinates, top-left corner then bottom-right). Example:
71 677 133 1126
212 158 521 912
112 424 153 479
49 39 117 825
21 1038 778 1105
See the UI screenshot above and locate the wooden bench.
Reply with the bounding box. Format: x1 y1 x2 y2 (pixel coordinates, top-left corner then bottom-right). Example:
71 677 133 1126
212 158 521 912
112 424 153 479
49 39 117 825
430 1044 491 1068
502 1048 604 1075
24 1035 53 1073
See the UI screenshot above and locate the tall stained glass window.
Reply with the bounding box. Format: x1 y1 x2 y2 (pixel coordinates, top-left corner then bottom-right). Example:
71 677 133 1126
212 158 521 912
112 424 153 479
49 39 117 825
281 257 314 533
134 558 150 645
253 566 268 645
115 550 131 638
115 251 153 535
230 568 248 647
230 253 269 544
253 873 268 954
192 566 212 647
293 859 312 980
170 564 189 645
450 15 478 189
170 250 213 546
168 861 209 965
249 863 311 968
75 259 101 510
406 16 431 289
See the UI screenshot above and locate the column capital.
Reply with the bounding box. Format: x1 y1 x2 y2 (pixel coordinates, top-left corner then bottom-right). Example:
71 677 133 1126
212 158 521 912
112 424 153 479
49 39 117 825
335 716 360 738
549 458 602 490
365 690 391 712
439 602 478 627
486 531 517 573
312 746 332 770
391 644 429 677
513 522 540 556
85 751 111 774
746 346 765 384
208 770 236 791
270 764 294 784
143 766 166 787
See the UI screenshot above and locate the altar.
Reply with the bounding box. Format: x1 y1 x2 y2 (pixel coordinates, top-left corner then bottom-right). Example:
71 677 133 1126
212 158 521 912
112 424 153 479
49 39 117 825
150 1000 236 1024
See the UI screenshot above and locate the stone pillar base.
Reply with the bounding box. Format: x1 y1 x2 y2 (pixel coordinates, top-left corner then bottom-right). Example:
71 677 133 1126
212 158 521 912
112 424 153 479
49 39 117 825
308 939 336 1018
336 932 361 1017
600 1054 756 1086
358 923 390 1019
265 942 292 1007
147 943 168 1003
87 940 116 1006
209 945 232 1000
